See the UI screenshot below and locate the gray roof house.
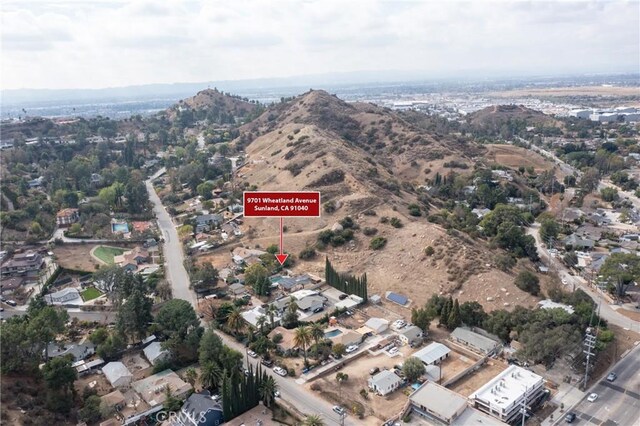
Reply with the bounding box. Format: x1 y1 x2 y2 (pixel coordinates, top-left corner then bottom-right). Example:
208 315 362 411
297 295 326 312
143 341 171 365
44 287 82 305
47 341 96 361
368 370 403 396
414 342 451 365
399 325 423 346
563 234 595 250
450 327 501 355
410 382 470 425
194 214 223 233
172 390 224 426
102 362 133 389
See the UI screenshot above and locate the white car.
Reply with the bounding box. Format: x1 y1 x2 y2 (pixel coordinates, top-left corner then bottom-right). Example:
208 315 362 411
345 345 359 353
587 393 598 402
247 350 258 358
273 366 287 377
389 347 399 355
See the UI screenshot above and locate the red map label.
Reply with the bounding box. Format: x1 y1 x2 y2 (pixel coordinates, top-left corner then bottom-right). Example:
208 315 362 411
243 191 321 217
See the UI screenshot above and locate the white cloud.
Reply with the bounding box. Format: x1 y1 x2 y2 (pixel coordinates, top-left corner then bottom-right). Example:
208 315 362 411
1 0 638 89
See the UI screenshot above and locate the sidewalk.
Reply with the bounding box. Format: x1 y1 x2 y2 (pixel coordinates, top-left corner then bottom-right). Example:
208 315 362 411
540 383 584 426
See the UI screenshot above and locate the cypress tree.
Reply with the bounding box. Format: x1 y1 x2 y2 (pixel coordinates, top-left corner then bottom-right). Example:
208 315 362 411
447 299 461 330
440 299 450 326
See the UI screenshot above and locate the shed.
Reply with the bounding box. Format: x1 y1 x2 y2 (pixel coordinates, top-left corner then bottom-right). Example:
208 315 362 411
102 362 133 389
228 283 245 295
364 317 389 334
414 342 450 365
369 294 382 304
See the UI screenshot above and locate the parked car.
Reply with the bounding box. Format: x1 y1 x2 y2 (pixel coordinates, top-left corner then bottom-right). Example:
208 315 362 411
345 345 358 354
313 306 324 313
338 294 348 300
273 366 287 377
564 412 576 423
274 390 280 398
606 372 617 382
332 406 346 415
5 300 17 307
389 347 399 355
261 358 274 367
247 350 258 358
587 393 598 402
369 367 380 375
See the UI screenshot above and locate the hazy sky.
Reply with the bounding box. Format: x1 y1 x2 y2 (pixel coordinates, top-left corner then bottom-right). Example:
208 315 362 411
2 0 639 90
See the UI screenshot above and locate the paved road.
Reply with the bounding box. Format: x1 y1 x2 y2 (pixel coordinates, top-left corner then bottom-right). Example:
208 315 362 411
2 306 116 323
561 344 640 426
145 175 196 306
527 223 640 332
145 170 352 424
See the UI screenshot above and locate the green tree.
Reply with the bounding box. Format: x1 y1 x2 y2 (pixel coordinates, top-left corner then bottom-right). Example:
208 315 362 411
42 356 77 413
197 181 216 200
514 270 540 296
403 357 426 382
245 263 269 295
459 301 487 327
600 187 618 202
184 367 198 388
200 362 223 391
539 218 560 243
78 395 102 423
227 307 244 335
155 299 203 364
309 323 325 348
259 375 278 408
369 236 387 250
303 415 326 426
116 286 153 342
332 343 346 358
294 325 311 365
447 299 461 330
411 307 433 331
600 253 640 297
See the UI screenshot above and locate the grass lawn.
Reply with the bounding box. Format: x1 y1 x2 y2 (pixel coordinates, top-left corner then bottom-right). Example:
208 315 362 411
94 245 126 264
81 287 102 301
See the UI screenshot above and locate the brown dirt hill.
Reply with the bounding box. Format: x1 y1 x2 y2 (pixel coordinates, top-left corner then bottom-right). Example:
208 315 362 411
165 88 260 121
226 90 541 312
467 104 560 133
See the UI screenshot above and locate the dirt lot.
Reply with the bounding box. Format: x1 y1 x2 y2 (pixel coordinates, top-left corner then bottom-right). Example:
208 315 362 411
74 371 113 396
306 345 412 423
490 86 640 98
122 351 152 380
54 244 102 272
485 144 556 174
617 307 640 322
449 358 508 397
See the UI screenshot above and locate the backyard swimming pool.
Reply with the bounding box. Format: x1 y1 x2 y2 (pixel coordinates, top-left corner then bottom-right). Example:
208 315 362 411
325 329 343 338
112 222 129 233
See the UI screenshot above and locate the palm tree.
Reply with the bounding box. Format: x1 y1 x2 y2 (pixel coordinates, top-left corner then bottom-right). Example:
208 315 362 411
287 296 299 314
200 362 222 391
266 304 277 328
309 323 325 348
294 325 311 365
184 367 198 388
257 315 267 335
258 375 278 408
336 372 349 400
227 307 243 335
303 415 326 426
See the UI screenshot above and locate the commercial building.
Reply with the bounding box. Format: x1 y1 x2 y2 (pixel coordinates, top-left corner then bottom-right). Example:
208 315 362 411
409 381 468 424
468 365 545 423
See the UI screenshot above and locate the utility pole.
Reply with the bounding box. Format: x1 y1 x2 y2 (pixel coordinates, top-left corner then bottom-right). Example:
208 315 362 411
520 385 529 426
583 328 597 389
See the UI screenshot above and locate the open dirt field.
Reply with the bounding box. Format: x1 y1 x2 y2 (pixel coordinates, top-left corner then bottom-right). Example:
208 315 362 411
449 358 508 397
54 244 102 272
485 144 556 174
490 86 640 98
617 308 640 322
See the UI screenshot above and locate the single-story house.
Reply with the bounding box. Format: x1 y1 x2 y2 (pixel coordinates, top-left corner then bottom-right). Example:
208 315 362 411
195 214 223 233
449 327 501 356
102 362 133 389
414 342 451 366
242 306 281 328
132 369 192 407
231 247 266 265
100 390 126 412
409 381 468 424
333 330 363 347
399 326 423 346
268 326 298 352
368 370 403 396
44 287 82 305
0 277 24 294
364 317 389 334
143 341 171 365
563 234 595 250
173 390 224 426
47 341 96 361
228 282 246 296
297 295 326 312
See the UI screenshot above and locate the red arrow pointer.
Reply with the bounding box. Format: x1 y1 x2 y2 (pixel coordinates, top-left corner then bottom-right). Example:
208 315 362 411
275 217 289 266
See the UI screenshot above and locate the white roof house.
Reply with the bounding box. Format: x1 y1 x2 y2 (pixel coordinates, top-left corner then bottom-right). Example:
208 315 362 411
413 342 451 365
143 341 170 365
368 370 403 396
364 317 389 334
44 287 82 305
102 362 133 389
469 365 545 423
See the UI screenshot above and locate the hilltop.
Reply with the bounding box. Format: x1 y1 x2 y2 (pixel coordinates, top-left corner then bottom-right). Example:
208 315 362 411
226 90 547 311
164 88 261 124
466 104 561 137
